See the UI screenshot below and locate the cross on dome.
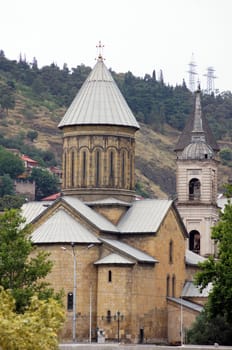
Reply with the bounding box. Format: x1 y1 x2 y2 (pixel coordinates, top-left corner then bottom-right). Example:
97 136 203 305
96 40 105 61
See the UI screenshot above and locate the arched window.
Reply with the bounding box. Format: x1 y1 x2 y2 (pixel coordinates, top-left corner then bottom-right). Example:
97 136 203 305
71 151 75 187
109 151 114 186
108 270 112 282
82 151 87 186
172 275 176 297
189 230 200 254
95 150 101 186
166 275 170 297
169 240 173 264
67 292 73 311
121 151 126 187
189 178 201 200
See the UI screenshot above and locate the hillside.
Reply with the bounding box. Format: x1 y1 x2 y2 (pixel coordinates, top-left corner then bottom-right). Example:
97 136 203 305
0 52 232 198
0 90 230 199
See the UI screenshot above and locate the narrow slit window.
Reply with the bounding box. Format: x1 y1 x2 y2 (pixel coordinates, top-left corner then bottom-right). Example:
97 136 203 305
108 270 112 282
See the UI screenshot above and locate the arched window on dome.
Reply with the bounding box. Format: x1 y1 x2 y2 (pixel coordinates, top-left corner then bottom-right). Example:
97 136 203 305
71 150 75 187
189 230 200 254
109 151 115 187
189 178 201 200
95 150 101 186
121 151 127 188
81 151 87 187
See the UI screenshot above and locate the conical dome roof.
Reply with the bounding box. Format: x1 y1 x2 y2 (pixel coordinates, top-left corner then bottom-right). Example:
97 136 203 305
58 57 140 130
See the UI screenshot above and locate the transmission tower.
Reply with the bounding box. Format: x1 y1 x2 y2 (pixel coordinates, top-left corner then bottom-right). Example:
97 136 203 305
204 66 217 94
187 54 197 92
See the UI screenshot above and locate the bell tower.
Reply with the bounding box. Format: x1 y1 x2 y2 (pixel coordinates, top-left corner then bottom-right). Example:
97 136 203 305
175 87 220 256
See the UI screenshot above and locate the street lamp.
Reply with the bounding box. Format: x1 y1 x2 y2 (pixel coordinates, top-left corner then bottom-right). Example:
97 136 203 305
114 311 124 343
61 243 94 343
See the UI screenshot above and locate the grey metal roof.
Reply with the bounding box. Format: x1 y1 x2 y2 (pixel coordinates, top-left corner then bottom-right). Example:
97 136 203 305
117 199 173 233
58 57 140 130
182 281 212 298
61 196 119 233
185 249 206 266
94 253 134 265
167 297 203 313
180 141 214 160
21 201 52 225
31 208 101 244
86 197 131 207
100 238 157 264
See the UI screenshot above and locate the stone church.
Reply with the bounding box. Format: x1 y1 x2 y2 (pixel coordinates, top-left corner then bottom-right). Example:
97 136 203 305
21 51 219 344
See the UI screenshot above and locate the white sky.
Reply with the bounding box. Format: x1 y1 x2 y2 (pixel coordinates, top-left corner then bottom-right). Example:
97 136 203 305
1 0 231 92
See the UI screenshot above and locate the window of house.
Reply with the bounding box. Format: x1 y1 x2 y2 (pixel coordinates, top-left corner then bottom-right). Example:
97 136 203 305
107 310 111 323
67 292 73 311
108 270 112 282
166 275 170 297
172 275 176 297
169 240 173 264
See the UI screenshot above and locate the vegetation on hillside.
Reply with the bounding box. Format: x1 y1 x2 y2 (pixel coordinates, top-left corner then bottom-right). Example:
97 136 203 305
0 49 232 197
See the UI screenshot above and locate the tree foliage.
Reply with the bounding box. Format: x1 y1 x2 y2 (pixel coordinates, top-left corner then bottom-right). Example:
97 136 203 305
0 174 14 196
0 147 24 179
29 167 60 200
0 51 232 142
190 184 232 344
0 194 25 210
187 309 232 345
0 287 64 350
0 209 60 312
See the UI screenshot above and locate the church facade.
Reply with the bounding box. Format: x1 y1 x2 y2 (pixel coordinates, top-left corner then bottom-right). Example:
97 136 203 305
21 53 217 344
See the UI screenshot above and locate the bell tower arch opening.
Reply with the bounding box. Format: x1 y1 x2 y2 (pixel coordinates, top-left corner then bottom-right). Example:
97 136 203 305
189 230 200 254
189 178 201 200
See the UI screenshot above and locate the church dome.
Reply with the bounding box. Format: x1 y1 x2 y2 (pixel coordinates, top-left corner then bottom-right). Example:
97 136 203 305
180 141 214 160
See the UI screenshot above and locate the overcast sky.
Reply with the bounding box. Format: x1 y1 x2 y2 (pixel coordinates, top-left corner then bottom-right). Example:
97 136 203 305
1 0 231 92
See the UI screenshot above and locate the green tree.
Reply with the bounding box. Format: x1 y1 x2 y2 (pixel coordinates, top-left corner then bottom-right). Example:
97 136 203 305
0 194 25 210
0 147 24 179
0 287 64 350
30 167 60 200
194 184 232 325
0 209 59 312
27 130 38 142
0 81 16 114
187 309 232 345
0 174 14 196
